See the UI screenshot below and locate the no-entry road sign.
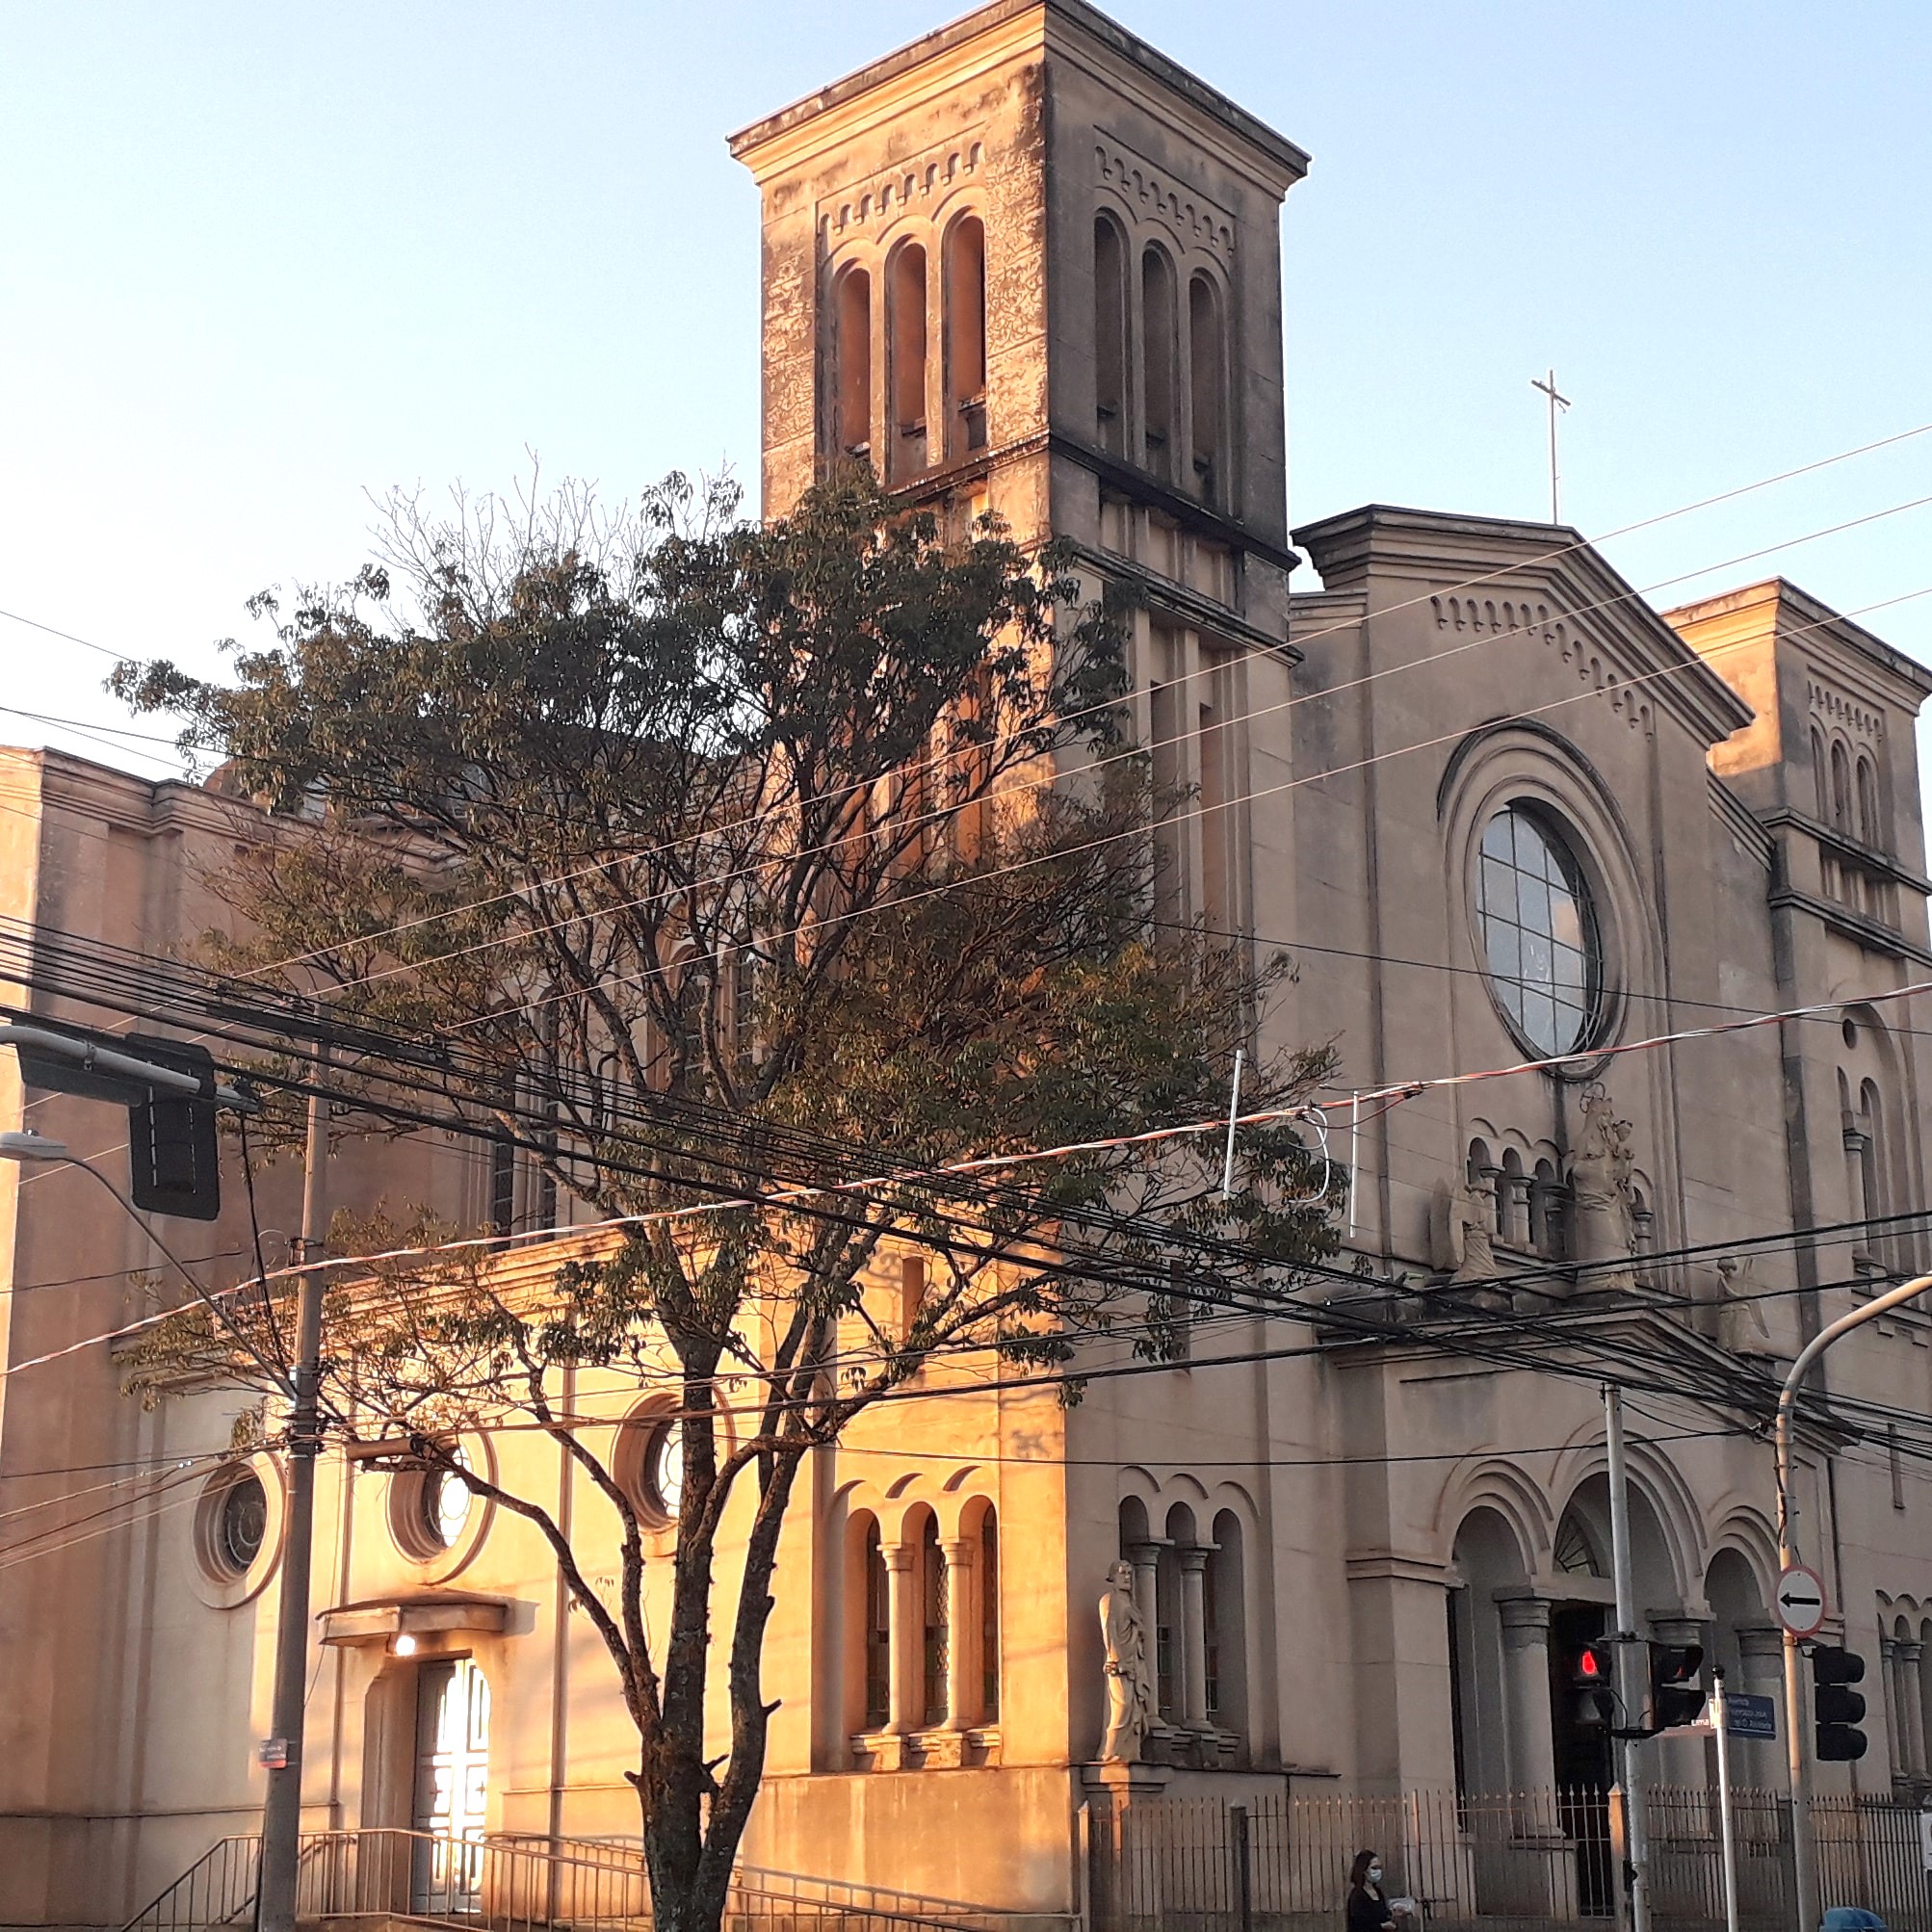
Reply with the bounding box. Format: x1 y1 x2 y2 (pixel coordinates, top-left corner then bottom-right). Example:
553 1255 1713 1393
1776 1563 1828 1638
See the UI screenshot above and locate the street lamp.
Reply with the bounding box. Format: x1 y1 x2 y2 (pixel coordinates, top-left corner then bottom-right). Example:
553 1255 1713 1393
1777 1270 1932 1932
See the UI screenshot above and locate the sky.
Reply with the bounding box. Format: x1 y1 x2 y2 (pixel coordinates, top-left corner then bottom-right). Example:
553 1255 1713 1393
4 0 1931 796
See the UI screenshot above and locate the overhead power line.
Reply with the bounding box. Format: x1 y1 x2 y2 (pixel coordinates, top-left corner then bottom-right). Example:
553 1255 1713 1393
5 417 1923 1003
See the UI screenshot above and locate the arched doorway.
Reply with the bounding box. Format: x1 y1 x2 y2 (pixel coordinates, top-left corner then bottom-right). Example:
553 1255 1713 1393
1448 1506 1528 1797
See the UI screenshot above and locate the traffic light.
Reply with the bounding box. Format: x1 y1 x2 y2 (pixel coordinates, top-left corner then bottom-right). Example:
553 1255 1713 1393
124 1035 221 1222
1571 1641 1614 1733
1812 1645 1868 1762
1647 1641 1706 1732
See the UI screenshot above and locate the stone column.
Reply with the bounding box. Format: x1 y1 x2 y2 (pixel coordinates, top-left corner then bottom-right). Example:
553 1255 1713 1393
1179 1547 1210 1729
1879 1637 1901 1778
1737 1626 1788 1789
1896 1642 1926 1778
1499 1596 1558 1796
1128 1542 1165 1721
1127 1543 1163 1638
883 1542 916 1736
942 1537 976 1731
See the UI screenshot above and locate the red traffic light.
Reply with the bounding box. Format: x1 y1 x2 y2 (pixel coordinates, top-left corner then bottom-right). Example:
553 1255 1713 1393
1579 1647 1604 1680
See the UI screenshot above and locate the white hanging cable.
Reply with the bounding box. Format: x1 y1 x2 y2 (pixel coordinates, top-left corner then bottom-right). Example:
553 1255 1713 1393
1219 1048 1245 1199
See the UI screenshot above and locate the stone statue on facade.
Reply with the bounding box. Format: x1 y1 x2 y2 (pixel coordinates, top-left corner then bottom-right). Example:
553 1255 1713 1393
1098 1559 1156 1762
1430 1176 1504 1303
1712 1255 1777 1356
1569 1087 1636 1292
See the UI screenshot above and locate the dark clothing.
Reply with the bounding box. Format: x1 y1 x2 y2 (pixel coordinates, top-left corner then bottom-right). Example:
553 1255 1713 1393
1348 1886 1392 1932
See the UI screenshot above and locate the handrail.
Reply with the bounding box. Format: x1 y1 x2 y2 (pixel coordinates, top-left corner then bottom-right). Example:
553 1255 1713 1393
122 1824 1067 1932
497 1831 1060 1923
118 1833 261 1932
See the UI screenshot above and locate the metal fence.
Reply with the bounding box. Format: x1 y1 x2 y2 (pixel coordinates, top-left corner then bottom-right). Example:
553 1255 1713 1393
1084 1788 1932 1932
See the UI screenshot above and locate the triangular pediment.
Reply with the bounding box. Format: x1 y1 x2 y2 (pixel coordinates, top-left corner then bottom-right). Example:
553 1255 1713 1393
1292 504 1757 752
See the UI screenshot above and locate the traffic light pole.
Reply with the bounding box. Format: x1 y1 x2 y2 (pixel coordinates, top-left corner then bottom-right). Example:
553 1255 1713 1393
256 1074 329 1932
1711 1671 1740 1932
1775 1271 1932 1932
1605 1385 1651 1932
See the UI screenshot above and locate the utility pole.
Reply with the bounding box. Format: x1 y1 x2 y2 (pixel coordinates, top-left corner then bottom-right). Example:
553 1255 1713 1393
1775 1270 1932 1932
1531 369 1571 524
1605 1385 1650 1932
257 1062 329 1932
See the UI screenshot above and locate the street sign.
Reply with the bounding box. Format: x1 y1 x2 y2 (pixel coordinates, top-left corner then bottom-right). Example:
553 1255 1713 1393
1776 1563 1828 1638
1692 1691 1777 1739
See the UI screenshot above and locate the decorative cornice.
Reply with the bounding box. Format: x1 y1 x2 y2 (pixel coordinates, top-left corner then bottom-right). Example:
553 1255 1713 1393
1758 807 1932 896
1766 885 1932 966
1060 540 1300 664
1345 1551 1452 1587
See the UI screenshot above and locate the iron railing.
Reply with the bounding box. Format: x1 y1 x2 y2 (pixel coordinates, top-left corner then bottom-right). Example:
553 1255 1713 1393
1084 1786 1932 1932
121 1826 1061 1932
120 1833 261 1932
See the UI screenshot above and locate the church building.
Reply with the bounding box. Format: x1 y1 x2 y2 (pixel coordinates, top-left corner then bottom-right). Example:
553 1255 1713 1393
5 3 1932 1926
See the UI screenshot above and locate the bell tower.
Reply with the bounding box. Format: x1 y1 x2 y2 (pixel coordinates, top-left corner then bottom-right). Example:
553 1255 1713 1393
729 0 1308 612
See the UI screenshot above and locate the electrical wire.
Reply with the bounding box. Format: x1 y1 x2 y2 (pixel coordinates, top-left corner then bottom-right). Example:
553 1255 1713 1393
10 411 1920 998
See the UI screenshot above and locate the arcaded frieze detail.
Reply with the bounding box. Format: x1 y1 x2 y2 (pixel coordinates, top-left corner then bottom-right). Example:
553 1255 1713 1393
1808 677 1886 742
822 139 987 237
1431 593 1654 736
1094 134 1234 253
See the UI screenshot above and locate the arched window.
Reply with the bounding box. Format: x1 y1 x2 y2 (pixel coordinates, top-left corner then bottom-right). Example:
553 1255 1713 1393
898 1253 927 1341
918 1512 948 1726
833 266 873 459
1499 1148 1527 1246
1466 1137 1499 1234
1831 741 1853 832
979 1506 1001 1721
1093 216 1128 455
1140 246 1177 482
1918 1617 1932 1781
861 1517 890 1730
943 215 986 457
1857 755 1881 848
1530 1158 1561 1257
1812 727 1830 822
1208 1509 1247 1749
1859 1079 1887 1240
1188 273 1226 506
887 242 928 481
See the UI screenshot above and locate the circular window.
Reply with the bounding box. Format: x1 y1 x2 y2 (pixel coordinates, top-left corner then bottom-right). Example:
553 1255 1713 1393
616 1403 704 1530
190 1455 283 1604
420 1450 473 1551
644 1421 684 1521
217 1471 268 1573
1475 805 1601 1057
389 1442 489 1569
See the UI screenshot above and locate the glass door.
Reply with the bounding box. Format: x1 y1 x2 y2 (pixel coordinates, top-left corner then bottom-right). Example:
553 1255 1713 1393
411 1657 491 1915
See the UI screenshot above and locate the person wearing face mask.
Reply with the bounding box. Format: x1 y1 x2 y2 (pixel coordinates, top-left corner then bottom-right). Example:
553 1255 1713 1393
1346 1850 1412 1932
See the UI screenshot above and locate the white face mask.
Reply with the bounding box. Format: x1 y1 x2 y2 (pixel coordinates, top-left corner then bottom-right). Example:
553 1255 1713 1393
1368 1866 1384 1885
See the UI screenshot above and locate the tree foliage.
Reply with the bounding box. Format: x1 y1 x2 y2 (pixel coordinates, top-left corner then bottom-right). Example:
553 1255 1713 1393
117 469 1336 1932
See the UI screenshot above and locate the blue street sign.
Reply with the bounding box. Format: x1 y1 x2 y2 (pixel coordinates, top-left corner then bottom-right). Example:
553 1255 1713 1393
1727 1694 1778 1740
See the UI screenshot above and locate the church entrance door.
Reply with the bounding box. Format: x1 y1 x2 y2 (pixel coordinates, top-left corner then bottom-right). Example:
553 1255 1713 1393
410 1657 491 1916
